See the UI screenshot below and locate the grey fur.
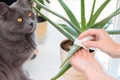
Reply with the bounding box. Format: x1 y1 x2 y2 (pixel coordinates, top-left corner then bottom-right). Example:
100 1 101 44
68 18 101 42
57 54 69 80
0 0 37 80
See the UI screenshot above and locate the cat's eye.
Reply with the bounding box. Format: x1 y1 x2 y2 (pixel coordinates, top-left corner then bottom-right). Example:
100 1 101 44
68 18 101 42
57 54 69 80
17 17 23 23
28 12 32 17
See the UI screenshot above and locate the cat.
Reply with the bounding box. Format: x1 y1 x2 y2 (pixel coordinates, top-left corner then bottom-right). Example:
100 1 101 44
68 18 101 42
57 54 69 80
0 0 37 80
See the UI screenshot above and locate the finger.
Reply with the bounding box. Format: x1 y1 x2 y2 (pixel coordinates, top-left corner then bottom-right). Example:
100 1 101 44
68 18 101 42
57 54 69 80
78 29 100 39
88 51 94 58
81 49 88 57
82 41 99 49
77 49 83 57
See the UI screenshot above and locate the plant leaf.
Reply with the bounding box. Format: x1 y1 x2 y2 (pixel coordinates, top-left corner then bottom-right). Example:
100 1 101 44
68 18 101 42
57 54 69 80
60 44 80 68
103 19 112 29
90 8 120 29
46 0 50 3
33 0 81 33
59 24 80 37
40 15 76 41
34 7 76 41
87 0 96 27
81 0 86 31
88 0 111 27
51 62 71 80
58 0 81 31
38 0 44 4
107 30 120 34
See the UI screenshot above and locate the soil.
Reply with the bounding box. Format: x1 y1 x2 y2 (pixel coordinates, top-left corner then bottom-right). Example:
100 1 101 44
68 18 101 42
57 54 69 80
60 39 94 53
61 40 73 52
37 16 46 22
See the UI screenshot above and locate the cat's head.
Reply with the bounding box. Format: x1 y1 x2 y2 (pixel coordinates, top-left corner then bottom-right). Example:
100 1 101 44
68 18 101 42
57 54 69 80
0 0 37 34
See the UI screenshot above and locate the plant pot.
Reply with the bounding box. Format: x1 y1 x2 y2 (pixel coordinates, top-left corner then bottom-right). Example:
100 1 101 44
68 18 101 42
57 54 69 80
36 16 48 44
60 39 87 80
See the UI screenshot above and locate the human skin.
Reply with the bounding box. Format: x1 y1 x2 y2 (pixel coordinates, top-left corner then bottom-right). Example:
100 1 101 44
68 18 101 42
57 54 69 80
70 49 116 80
78 29 120 58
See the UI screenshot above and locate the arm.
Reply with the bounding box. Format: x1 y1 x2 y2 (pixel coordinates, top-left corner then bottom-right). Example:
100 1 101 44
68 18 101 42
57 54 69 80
86 70 116 80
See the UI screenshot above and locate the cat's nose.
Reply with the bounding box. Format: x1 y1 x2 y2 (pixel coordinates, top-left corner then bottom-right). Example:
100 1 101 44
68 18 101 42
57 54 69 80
30 22 33 26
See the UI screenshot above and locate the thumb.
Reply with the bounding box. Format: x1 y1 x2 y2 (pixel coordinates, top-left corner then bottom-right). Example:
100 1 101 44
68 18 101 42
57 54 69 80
82 41 98 49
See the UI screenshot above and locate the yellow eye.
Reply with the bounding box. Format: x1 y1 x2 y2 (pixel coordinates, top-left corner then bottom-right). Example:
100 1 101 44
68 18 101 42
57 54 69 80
28 12 32 17
17 17 23 23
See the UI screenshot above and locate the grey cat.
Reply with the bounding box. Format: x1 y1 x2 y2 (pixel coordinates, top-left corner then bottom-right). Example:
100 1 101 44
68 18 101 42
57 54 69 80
0 0 37 80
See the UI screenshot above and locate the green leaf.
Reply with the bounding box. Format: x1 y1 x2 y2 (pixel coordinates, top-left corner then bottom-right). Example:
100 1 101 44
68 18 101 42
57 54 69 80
107 30 120 34
33 0 81 33
40 15 76 41
59 24 80 37
88 0 111 26
35 0 50 13
60 44 80 68
34 7 76 41
87 0 96 28
37 0 50 4
51 62 71 80
58 0 81 31
81 0 86 31
38 0 44 4
90 8 120 28
46 0 50 3
103 19 112 29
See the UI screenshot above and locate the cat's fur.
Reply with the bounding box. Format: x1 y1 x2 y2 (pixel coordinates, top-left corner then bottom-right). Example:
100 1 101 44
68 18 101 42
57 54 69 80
0 0 37 80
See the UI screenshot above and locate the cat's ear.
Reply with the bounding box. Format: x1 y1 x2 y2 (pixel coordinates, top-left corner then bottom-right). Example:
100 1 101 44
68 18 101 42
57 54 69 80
18 0 32 8
0 2 10 17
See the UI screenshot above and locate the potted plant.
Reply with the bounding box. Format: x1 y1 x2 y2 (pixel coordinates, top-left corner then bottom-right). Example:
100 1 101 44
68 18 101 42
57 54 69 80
34 0 50 44
32 0 120 80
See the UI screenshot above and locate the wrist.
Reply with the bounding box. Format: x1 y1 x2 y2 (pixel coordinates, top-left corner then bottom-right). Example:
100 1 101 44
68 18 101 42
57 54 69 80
112 43 120 58
85 69 116 80
85 68 103 80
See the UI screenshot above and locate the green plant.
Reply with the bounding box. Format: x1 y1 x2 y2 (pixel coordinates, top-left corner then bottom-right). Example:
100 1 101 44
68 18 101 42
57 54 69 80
32 0 120 80
34 0 50 15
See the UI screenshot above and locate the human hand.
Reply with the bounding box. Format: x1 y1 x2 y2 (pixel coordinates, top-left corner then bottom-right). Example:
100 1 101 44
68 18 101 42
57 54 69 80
70 49 116 80
78 29 120 57
70 49 102 75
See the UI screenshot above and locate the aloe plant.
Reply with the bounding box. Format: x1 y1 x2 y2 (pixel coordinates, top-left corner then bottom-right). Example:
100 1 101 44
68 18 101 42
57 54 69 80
34 0 50 15
32 0 120 80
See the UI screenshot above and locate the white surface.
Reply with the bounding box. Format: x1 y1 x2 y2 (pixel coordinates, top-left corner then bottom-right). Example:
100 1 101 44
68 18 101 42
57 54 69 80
23 24 66 80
